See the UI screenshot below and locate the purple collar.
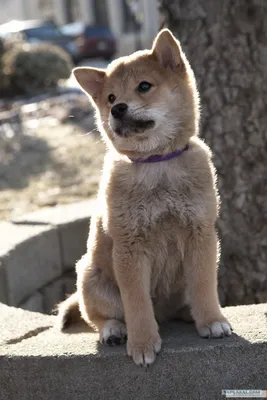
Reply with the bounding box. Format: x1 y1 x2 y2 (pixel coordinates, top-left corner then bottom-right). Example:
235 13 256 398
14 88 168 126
130 144 189 163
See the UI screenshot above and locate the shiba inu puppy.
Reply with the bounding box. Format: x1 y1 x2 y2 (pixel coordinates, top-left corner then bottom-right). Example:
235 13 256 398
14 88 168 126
57 29 232 366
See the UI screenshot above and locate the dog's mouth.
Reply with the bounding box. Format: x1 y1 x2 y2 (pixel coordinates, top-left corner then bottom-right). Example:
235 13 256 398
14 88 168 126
112 118 155 137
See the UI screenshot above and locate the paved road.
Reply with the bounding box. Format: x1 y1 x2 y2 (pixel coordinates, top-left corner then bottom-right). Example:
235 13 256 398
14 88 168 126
67 58 110 89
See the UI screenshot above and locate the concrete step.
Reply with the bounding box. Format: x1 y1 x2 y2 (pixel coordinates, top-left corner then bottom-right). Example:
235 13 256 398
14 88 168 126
1 303 267 400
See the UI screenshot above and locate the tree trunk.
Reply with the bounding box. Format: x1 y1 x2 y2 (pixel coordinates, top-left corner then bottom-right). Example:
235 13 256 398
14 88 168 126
159 0 267 306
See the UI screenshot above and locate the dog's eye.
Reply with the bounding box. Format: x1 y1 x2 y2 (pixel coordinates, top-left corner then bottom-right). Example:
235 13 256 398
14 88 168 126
108 94 116 104
137 81 152 93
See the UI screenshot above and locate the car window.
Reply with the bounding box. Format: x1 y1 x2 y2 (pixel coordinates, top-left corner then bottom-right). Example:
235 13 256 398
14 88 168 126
24 26 64 39
84 26 112 37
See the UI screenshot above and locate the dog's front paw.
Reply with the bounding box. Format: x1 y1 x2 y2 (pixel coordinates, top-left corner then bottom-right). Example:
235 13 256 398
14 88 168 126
197 318 232 338
127 331 162 366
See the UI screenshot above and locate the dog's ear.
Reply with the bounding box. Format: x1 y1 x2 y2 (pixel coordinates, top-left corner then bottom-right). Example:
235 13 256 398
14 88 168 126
152 29 182 70
73 67 105 101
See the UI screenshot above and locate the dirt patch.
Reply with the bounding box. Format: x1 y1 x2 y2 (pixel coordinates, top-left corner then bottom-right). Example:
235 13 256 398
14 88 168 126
0 97 106 220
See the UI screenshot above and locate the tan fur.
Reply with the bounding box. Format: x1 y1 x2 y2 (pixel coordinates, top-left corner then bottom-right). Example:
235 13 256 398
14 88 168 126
56 292 80 329
58 29 231 366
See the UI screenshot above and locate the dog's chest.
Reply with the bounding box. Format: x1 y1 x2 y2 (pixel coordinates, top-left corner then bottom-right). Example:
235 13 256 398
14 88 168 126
131 186 179 231
106 159 208 240
116 172 195 234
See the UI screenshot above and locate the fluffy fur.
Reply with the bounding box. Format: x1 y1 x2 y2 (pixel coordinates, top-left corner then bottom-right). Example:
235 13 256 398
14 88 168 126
57 29 231 366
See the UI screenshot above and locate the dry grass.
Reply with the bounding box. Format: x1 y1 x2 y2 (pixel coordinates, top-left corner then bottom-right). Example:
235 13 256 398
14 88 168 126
0 117 106 220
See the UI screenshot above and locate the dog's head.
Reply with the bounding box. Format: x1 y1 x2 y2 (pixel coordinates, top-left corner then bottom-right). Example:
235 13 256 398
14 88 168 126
74 29 199 158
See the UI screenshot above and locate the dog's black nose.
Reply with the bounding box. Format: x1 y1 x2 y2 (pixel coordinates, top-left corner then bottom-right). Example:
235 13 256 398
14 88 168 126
111 103 128 119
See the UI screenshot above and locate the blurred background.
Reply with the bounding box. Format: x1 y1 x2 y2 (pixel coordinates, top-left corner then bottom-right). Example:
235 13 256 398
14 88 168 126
0 0 266 308
0 0 159 220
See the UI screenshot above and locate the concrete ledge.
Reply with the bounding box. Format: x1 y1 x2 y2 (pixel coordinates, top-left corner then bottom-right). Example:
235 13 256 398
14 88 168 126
0 222 61 306
1 202 267 399
0 201 93 311
13 200 94 268
1 303 267 400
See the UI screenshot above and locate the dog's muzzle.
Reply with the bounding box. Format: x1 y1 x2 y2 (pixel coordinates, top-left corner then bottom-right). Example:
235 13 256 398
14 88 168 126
112 117 155 137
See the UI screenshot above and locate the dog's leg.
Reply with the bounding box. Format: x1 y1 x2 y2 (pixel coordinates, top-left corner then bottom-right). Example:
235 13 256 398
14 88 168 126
58 215 127 345
57 267 127 346
184 227 232 338
113 244 162 366
76 254 127 345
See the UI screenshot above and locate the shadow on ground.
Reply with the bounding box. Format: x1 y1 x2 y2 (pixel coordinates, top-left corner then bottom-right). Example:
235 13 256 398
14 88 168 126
62 319 251 357
0 131 78 191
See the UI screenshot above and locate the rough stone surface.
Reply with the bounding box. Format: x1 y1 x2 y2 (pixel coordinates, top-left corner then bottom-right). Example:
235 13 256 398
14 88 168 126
62 272 76 296
14 200 93 269
14 271 76 315
159 1 267 306
0 222 61 306
0 303 266 400
0 303 54 345
42 278 65 314
59 218 89 269
20 291 44 313
41 270 76 313
0 263 8 304
0 203 89 313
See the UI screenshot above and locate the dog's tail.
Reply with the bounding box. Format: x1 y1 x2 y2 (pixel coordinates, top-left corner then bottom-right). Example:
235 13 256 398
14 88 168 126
56 292 81 330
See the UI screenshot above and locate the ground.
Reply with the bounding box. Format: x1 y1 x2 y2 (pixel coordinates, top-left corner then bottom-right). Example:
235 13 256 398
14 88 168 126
0 59 110 221
0 58 110 221
0 112 106 221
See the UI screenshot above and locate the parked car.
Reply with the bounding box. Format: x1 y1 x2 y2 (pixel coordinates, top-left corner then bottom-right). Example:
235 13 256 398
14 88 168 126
60 23 117 61
0 20 78 60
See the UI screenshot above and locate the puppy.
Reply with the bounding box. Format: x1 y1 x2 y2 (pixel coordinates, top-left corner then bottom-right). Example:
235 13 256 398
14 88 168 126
57 29 232 366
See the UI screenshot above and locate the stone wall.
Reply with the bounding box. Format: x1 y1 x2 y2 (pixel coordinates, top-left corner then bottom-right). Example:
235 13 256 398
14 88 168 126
0 201 93 312
20 270 76 314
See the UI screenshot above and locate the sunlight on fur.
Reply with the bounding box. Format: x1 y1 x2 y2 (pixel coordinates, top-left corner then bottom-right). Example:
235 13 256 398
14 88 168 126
57 29 232 367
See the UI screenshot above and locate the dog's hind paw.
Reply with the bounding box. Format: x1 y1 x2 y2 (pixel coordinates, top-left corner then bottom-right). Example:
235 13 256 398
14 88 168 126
100 319 127 346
